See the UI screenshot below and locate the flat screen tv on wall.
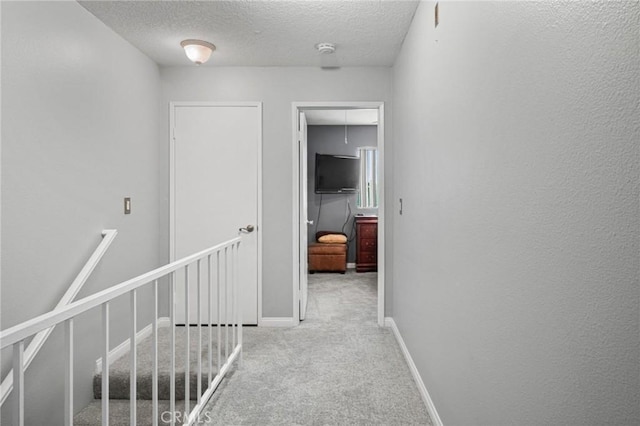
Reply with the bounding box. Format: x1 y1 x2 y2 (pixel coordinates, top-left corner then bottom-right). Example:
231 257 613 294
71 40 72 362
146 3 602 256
315 154 359 194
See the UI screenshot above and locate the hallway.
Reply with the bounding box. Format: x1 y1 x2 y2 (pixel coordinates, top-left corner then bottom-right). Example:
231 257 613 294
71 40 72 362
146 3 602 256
201 271 432 425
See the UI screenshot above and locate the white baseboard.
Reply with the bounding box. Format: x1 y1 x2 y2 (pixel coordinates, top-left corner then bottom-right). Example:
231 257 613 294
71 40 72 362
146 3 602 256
259 317 297 327
347 262 356 269
385 317 443 426
95 317 170 373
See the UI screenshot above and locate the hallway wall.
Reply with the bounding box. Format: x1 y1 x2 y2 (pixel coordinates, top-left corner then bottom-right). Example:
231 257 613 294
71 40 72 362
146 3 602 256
392 1 639 425
160 67 393 319
1 2 162 423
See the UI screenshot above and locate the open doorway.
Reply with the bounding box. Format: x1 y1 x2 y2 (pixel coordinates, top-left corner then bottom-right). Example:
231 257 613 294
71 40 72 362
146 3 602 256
292 102 385 327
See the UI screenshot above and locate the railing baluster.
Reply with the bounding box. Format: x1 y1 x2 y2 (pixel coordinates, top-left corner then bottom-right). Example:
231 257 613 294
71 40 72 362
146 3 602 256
236 242 243 368
217 251 222 377
207 254 213 386
197 259 202 404
232 244 236 351
225 247 229 361
64 319 74 426
169 272 176 426
184 265 190 415
13 340 24 426
152 280 159 426
129 289 137 426
102 302 110 426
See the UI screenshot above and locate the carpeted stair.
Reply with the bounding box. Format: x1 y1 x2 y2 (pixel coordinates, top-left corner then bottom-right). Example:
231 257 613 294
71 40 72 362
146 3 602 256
75 326 223 425
73 400 187 426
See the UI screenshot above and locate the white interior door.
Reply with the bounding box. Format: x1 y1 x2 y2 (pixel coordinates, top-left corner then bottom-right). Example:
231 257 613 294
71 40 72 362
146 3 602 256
299 112 309 320
172 103 261 325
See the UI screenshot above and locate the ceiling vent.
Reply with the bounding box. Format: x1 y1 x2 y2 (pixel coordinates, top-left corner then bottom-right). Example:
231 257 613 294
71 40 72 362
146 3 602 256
315 43 336 54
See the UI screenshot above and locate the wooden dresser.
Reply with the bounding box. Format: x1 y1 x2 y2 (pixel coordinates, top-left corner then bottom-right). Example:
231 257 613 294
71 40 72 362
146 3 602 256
355 216 378 272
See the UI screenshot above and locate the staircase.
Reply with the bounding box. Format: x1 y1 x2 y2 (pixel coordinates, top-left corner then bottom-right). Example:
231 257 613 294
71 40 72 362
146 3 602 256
74 326 223 425
1 237 242 426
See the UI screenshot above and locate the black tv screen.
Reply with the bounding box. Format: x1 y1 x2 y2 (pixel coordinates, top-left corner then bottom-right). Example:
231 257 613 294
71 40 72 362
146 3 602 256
315 154 359 194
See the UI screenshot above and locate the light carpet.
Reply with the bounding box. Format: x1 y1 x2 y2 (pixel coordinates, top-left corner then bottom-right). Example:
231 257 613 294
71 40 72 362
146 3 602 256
201 271 432 425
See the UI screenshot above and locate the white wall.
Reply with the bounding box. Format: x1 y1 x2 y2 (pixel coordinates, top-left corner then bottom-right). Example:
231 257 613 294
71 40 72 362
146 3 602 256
1 2 161 423
160 67 393 318
392 1 639 425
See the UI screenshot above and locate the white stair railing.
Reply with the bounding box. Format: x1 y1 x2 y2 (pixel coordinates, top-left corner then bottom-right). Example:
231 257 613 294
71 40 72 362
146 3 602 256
0 229 118 407
0 236 243 426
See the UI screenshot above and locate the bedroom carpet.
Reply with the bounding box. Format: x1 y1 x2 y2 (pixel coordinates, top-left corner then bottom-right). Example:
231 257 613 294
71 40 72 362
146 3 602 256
201 271 433 425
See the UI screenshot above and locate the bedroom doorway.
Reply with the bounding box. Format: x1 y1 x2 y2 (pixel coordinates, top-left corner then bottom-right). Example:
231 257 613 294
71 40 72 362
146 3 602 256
292 102 385 326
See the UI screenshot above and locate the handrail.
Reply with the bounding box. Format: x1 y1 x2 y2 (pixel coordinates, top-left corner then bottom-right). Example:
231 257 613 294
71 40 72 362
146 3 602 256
0 229 118 406
2 235 243 426
0 236 240 349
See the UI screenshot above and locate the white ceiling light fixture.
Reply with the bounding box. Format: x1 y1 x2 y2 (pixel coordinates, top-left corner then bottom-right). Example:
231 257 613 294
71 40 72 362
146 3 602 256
180 39 216 65
315 42 336 54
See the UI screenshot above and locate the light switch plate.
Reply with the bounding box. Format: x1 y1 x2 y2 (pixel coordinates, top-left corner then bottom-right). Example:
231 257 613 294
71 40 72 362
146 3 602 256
124 197 131 214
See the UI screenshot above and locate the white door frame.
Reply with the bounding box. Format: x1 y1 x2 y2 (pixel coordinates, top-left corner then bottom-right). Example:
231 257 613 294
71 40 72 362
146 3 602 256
291 101 385 327
298 111 309 320
169 101 263 324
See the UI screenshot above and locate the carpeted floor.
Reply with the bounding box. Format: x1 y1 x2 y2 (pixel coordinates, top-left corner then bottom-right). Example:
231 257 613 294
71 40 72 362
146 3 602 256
201 271 433 425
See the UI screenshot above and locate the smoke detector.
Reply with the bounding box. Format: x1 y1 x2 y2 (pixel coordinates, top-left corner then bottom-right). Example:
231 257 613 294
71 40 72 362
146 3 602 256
315 43 336 54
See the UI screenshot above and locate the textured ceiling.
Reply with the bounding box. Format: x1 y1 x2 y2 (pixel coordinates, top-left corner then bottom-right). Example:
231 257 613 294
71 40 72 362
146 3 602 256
79 0 419 67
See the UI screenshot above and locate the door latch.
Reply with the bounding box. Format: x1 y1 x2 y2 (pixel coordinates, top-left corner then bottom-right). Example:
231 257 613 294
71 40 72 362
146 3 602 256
239 224 255 233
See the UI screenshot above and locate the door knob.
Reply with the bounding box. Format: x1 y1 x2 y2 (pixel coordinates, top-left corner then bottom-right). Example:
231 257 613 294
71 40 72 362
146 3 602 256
306 220 314 225
239 224 255 233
